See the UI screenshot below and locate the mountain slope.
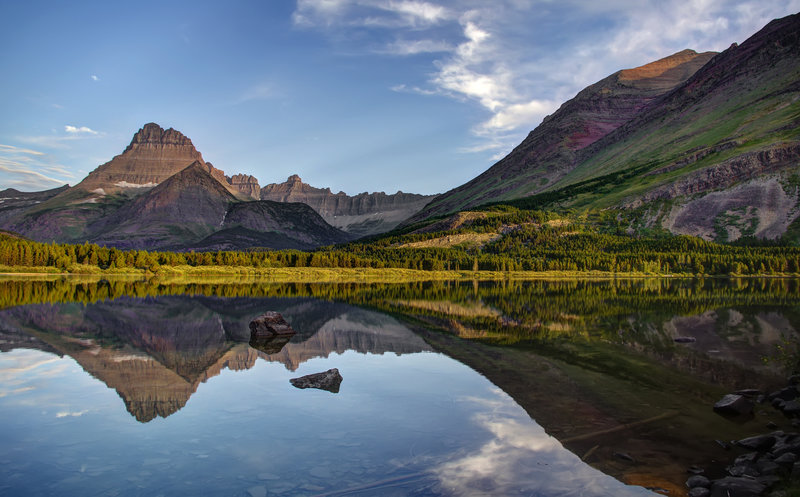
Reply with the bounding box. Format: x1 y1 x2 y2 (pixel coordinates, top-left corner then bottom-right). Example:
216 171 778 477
190 200 353 251
0 185 69 225
261 174 437 237
86 162 238 249
408 13 800 243
548 12 800 241
407 49 717 222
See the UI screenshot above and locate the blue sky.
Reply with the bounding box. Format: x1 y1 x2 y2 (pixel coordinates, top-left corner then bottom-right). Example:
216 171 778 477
1 1 798 195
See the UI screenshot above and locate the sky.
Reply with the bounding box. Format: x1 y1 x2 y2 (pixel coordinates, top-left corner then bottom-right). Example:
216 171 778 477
1 1 798 195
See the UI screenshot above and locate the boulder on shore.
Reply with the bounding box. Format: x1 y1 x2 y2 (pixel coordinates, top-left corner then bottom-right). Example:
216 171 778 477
249 312 296 338
709 476 765 497
290 368 343 393
714 394 754 416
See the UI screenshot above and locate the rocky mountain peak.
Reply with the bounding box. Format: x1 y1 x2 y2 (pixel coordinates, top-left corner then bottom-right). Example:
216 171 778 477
619 49 700 81
260 176 438 237
228 173 261 199
124 122 195 153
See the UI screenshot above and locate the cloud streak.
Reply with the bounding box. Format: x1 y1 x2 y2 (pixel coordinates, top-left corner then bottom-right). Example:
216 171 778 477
0 143 75 190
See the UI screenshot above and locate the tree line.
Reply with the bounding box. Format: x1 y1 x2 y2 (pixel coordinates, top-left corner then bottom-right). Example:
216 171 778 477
1 206 799 276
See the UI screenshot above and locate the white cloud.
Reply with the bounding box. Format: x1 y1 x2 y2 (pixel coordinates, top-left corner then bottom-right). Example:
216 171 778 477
381 1 450 26
91 74 99 81
56 409 89 418
64 125 98 135
293 0 453 28
478 99 559 134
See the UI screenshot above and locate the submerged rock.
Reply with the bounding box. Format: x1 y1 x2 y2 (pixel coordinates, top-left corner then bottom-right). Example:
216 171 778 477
249 312 296 337
290 368 343 393
714 394 754 416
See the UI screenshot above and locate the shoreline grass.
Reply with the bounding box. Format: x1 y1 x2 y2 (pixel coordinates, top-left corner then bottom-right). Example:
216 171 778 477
1 264 798 283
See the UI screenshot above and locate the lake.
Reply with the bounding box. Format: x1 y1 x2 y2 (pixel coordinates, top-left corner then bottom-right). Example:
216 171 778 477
0 277 797 496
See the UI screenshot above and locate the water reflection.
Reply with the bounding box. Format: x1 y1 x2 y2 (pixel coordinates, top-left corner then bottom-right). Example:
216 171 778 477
0 334 654 496
1 276 799 496
0 296 432 422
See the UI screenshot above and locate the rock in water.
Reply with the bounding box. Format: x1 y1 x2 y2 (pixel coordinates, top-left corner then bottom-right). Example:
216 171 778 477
714 394 754 416
290 369 343 393
249 312 296 338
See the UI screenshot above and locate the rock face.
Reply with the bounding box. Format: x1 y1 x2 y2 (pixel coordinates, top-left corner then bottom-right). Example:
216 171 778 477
75 123 236 196
261 175 437 238
228 173 261 199
289 368 343 393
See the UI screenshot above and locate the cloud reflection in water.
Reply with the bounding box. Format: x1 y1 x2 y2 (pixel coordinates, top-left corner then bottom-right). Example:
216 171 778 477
433 389 656 496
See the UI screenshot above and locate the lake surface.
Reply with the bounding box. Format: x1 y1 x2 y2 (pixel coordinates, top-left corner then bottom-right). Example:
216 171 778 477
1 277 798 496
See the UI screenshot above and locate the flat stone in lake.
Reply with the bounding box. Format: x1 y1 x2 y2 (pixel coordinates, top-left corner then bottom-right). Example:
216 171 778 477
290 368 343 393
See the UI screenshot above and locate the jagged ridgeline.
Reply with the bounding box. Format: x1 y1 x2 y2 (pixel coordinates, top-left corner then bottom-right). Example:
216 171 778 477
0 123 436 249
406 13 800 244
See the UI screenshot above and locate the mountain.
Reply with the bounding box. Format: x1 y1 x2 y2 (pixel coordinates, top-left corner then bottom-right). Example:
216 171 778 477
261 174 438 237
75 122 239 196
85 162 238 249
190 198 352 251
85 162 350 250
407 13 800 242
1 125 350 250
406 49 717 222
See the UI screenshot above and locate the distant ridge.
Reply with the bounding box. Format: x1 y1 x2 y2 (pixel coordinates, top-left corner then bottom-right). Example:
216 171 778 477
261 174 437 237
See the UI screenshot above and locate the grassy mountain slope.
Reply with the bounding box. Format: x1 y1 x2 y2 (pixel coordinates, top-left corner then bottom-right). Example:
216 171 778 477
408 49 717 222
407 13 800 243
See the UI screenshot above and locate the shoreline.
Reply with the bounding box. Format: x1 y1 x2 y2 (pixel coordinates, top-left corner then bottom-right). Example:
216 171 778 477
1 267 799 283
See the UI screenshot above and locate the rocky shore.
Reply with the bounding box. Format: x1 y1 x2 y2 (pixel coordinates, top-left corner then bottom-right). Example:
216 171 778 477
695 376 800 497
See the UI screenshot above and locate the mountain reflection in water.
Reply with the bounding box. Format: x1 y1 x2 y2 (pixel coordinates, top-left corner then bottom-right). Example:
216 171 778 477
0 295 432 422
0 277 798 496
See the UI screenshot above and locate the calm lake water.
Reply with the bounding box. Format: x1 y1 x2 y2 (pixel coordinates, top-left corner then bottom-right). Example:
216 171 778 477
0 277 798 496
